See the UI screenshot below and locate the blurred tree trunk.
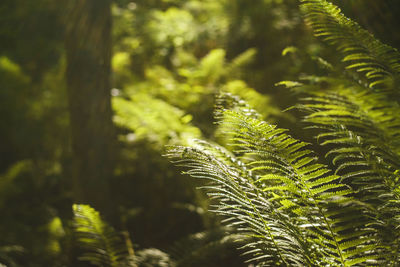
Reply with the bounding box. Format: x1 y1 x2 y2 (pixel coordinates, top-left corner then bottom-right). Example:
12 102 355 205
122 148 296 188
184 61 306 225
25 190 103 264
65 0 115 213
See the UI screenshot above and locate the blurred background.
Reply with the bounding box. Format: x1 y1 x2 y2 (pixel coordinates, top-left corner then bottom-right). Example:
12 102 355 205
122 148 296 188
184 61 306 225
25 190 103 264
0 0 399 266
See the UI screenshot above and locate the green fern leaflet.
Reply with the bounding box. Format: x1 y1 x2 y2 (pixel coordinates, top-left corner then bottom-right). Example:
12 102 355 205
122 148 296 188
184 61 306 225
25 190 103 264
72 204 134 267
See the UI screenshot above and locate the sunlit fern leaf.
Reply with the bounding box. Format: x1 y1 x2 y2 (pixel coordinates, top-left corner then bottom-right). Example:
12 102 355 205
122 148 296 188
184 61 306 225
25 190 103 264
167 94 381 266
167 142 317 266
72 204 135 267
220 109 380 266
214 92 262 121
293 82 400 264
299 86 400 191
300 0 400 93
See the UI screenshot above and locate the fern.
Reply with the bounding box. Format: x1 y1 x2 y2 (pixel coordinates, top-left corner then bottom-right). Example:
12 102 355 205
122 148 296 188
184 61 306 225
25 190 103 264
167 93 385 265
167 144 311 266
72 204 177 267
72 204 134 267
292 1 400 263
300 0 400 93
168 0 400 265
167 3 400 262
289 78 400 264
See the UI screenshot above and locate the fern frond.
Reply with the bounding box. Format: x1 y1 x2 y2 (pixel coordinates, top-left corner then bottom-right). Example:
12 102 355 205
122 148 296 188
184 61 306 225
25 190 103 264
295 84 400 264
72 204 134 267
220 109 380 266
167 142 315 266
288 2 400 260
300 0 400 93
167 95 381 266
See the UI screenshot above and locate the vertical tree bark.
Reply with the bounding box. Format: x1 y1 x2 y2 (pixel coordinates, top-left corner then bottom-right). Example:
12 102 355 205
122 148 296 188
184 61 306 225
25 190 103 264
65 0 115 212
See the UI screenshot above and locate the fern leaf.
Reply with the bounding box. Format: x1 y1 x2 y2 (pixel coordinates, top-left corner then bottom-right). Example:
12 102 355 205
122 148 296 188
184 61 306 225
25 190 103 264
294 83 400 264
220 109 379 265
167 143 316 266
300 0 400 93
167 93 382 265
72 204 134 267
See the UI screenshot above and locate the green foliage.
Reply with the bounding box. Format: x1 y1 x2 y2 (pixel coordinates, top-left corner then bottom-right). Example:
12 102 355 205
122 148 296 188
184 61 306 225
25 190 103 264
294 8 400 261
73 204 177 267
167 97 373 266
294 84 400 263
146 8 197 48
300 0 400 92
72 204 134 267
0 161 32 209
2 0 400 265
167 0 400 265
113 92 201 147
112 47 283 146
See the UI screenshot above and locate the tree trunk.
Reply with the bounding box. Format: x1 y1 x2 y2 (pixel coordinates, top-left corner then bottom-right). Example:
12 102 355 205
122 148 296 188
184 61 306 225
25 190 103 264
65 0 115 213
